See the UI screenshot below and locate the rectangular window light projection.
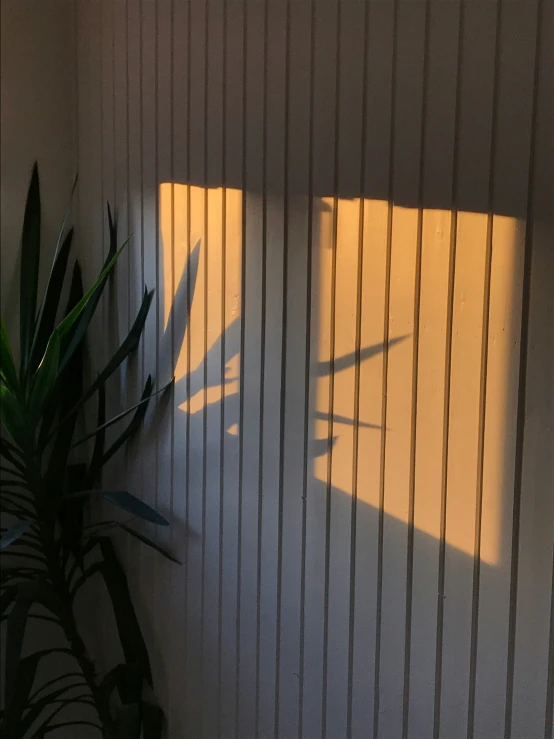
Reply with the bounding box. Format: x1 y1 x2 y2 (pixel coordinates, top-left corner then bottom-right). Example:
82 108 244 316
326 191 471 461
160 183 523 567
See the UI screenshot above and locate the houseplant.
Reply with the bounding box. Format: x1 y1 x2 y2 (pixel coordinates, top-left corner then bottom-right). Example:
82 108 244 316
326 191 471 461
0 164 175 737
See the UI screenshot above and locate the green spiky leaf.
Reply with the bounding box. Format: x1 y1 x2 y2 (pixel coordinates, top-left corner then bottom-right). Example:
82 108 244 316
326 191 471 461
29 227 73 373
29 332 60 425
19 163 41 375
0 317 18 392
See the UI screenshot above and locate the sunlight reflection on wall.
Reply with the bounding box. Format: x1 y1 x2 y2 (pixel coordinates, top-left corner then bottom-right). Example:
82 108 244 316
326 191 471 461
160 183 522 567
160 183 242 416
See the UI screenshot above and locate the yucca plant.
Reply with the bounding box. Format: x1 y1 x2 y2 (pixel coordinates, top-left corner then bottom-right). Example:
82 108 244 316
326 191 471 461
0 164 175 738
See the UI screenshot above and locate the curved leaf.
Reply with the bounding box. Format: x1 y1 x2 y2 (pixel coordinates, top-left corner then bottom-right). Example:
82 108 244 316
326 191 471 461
73 375 173 452
0 383 29 449
79 286 154 407
29 332 60 424
0 438 25 471
29 227 74 373
86 379 106 485
10 682 89 739
58 236 128 373
0 521 31 550
100 662 143 709
120 524 179 563
0 317 19 392
64 488 167 525
0 585 17 620
97 537 152 685
92 376 156 476
73 538 152 684
41 263 83 454
0 652 42 737
19 163 41 375
72 375 173 454
57 463 87 569
103 491 168 526
5 579 62 705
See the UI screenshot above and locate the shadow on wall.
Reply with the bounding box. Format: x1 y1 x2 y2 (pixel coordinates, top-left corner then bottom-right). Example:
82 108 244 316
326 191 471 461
97 0 553 737
136 182 526 739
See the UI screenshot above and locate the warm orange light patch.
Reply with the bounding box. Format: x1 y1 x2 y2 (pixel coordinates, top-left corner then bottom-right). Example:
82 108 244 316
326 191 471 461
160 183 242 391
160 183 521 567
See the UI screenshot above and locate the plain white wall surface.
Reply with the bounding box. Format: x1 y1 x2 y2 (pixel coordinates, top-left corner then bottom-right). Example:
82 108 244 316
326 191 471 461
0 0 76 342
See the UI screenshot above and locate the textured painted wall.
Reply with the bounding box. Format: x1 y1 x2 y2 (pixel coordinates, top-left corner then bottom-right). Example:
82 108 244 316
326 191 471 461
75 1 554 738
0 0 77 343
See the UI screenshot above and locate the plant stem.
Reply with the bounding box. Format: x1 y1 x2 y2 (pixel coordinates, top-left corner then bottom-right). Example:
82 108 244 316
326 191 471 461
42 527 115 736
24 446 115 739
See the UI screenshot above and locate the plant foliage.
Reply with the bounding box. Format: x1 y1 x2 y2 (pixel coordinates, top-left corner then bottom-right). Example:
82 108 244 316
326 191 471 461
0 164 176 738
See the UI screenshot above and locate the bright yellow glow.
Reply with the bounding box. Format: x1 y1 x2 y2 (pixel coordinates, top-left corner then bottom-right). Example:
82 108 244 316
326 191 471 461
160 184 521 566
160 183 242 393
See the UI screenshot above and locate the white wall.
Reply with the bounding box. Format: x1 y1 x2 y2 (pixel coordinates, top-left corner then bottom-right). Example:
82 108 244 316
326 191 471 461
0 1 79 731
0 0 77 341
71 1 553 738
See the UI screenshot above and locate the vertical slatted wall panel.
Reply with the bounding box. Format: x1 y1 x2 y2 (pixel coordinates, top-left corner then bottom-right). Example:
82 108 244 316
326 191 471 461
511 1 554 738
75 1 553 738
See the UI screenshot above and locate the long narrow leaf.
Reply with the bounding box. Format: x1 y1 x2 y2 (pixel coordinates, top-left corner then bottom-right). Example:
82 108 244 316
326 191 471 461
64 488 167 527
58 237 128 373
0 585 17 620
53 173 78 261
4 586 33 704
0 521 31 550
73 537 152 685
141 702 164 739
101 663 143 706
10 682 89 739
0 652 42 737
79 286 154 407
74 490 168 525
91 376 154 474
97 537 152 685
57 463 87 568
0 317 19 392
0 461 25 478
120 523 180 564
56 238 128 371
5 579 61 705
0 478 31 491
29 228 74 372
0 384 30 449
19 163 41 375
29 332 60 424
70 562 103 599
72 376 172 450
163 240 200 368
107 201 118 254
0 436 25 463
40 262 83 451
87 380 106 484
